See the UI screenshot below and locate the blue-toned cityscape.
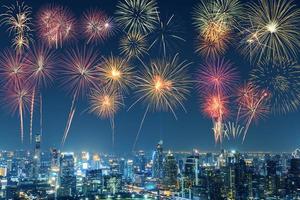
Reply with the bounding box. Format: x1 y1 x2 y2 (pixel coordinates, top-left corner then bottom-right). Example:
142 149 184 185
0 135 300 199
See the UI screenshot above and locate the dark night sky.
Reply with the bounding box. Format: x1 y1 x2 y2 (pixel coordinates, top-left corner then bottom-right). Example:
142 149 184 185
0 0 299 153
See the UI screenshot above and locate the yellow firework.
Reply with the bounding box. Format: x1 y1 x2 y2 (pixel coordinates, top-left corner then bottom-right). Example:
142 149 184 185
193 0 242 58
97 55 134 93
115 0 158 34
241 0 300 63
89 88 122 119
133 54 191 115
119 32 148 59
0 1 32 52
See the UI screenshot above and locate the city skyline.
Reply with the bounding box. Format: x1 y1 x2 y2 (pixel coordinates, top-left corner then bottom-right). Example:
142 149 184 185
0 0 300 154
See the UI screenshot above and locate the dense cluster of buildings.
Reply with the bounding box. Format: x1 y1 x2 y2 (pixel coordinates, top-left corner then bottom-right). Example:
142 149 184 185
0 135 300 199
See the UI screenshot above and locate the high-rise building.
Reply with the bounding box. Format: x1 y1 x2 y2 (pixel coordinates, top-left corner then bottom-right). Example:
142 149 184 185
32 133 41 179
58 152 76 197
287 158 300 198
124 159 134 181
83 169 103 196
184 151 200 186
152 140 164 180
135 150 146 173
163 151 178 188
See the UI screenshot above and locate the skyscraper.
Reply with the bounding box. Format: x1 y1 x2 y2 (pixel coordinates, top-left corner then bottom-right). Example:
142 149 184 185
58 152 76 197
32 133 41 179
152 141 164 180
163 151 178 188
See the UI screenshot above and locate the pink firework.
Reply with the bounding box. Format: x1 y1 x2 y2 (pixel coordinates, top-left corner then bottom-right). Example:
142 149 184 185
81 9 114 44
3 83 33 143
60 46 101 146
37 4 77 48
0 49 28 88
197 59 239 95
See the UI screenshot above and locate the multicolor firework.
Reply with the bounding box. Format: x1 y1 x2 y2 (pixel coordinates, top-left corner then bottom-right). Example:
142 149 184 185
25 44 56 143
37 4 77 48
60 46 101 145
89 88 123 146
192 0 242 58
3 83 32 143
81 9 114 44
237 83 269 142
241 0 300 63
148 14 185 57
0 1 32 52
119 32 148 60
130 54 191 150
250 60 300 114
97 55 134 93
115 0 158 34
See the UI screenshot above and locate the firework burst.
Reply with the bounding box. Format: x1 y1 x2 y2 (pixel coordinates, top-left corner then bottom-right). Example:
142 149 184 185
82 9 114 44
250 60 300 114
97 55 134 93
0 1 32 52
148 14 185 57
241 0 300 63
60 46 101 145
3 83 32 143
25 44 56 143
130 54 191 150
197 59 239 95
0 49 28 88
193 0 242 58
89 87 123 148
37 4 77 48
119 32 148 60
237 83 269 142
115 0 158 34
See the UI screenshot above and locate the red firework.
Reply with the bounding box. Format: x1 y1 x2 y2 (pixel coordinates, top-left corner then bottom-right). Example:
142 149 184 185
37 4 77 48
0 49 28 88
81 9 114 44
197 59 239 95
203 94 229 120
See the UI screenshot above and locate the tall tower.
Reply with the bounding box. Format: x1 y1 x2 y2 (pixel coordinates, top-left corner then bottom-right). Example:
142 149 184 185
32 133 41 179
152 140 164 180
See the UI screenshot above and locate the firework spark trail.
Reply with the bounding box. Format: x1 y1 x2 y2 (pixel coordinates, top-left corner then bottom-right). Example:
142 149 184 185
242 91 267 142
40 94 42 136
132 105 149 152
61 92 77 146
29 87 35 144
19 98 24 143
